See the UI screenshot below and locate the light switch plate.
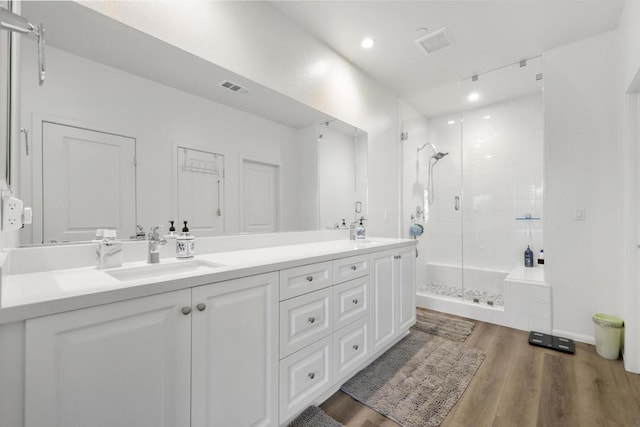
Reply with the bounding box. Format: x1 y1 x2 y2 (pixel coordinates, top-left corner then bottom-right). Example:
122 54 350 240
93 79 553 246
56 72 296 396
574 208 585 220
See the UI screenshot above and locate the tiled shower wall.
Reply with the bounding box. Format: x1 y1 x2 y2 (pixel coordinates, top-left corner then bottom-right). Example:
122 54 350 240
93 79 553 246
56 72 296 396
418 92 543 292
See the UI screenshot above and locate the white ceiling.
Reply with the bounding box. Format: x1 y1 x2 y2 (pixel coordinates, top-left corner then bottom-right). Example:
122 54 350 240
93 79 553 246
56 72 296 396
22 1 335 129
272 0 626 118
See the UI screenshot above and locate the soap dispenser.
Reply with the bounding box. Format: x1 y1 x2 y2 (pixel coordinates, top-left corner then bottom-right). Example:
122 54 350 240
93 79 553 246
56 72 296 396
176 221 194 258
355 218 366 240
165 220 177 240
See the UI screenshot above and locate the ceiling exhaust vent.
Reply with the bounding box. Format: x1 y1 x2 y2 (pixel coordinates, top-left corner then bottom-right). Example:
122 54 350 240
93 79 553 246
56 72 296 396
220 80 250 95
415 27 451 55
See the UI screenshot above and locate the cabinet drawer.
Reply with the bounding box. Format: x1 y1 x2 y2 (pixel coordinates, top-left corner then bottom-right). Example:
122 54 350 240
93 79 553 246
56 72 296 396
333 276 369 330
334 317 369 384
280 261 333 300
280 287 333 358
334 254 369 283
279 336 333 423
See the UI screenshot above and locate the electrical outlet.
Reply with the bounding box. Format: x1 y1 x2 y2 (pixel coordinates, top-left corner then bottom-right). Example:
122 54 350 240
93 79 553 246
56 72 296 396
3 196 24 231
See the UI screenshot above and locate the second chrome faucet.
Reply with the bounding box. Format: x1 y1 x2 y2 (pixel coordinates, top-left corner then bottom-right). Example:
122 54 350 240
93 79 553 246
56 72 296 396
148 225 167 264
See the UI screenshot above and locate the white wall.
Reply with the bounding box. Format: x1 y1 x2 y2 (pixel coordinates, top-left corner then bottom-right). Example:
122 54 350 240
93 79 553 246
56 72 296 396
80 1 400 238
20 42 315 242
544 31 621 343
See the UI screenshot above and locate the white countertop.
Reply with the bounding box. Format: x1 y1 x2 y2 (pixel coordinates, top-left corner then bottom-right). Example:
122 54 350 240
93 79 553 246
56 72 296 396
0 238 415 324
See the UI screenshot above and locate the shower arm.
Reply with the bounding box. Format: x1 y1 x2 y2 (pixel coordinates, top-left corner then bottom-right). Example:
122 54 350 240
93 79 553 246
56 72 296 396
0 7 45 86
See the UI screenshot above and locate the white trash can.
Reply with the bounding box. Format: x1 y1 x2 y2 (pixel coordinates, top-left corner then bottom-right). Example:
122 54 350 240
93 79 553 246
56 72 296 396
592 313 624 360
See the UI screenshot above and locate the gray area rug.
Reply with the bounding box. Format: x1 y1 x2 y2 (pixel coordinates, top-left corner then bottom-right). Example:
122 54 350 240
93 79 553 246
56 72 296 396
413 309 475 342
288 406 344 427
341 330 485 427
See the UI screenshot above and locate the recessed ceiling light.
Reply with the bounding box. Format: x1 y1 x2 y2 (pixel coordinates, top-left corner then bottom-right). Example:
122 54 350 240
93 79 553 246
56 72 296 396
485 154 493 159
483 115 491 119
447 120 455 125
361 37 375 49
468 92 480 102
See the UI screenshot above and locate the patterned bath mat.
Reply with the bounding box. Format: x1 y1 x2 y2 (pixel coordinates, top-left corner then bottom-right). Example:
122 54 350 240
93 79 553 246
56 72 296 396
288 406 344 427
341 330 485 427
413 309 475 341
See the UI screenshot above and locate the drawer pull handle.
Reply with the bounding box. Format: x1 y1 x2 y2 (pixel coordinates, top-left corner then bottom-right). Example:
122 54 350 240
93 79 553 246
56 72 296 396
351 265 357 271
308 317 316 324
306 276 313 282
181 306 192 315
353 344 359 351
196 303 206 312
308 372 315 380
352 299 359 305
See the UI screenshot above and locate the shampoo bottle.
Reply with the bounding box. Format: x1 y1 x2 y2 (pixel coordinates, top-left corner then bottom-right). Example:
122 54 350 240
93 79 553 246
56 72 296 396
538 249 544 265
524 245 534 268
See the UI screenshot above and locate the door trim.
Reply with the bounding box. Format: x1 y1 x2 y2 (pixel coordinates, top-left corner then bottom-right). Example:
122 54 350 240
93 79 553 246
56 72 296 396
624 69 640 373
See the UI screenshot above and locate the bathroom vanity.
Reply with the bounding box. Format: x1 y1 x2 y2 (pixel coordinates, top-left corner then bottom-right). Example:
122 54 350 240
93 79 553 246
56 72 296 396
0 235 416 427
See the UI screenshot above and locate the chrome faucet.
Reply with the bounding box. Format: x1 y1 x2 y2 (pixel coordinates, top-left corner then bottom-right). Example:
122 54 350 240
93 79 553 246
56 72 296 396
148 225 167 264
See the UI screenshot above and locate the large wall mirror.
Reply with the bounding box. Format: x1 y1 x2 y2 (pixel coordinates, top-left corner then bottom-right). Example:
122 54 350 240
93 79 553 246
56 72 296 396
12 1 367 245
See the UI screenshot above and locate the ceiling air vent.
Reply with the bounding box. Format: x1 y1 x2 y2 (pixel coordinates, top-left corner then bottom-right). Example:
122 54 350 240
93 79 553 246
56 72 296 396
220 80 250 95
415 27 451 55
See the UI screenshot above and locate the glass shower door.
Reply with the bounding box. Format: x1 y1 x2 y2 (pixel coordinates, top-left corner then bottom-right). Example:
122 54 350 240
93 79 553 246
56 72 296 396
402 114 464 300
459 57 544 307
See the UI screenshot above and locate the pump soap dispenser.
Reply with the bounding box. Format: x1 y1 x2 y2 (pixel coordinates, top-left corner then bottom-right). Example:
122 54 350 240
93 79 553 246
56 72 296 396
176 221 195 258
355 218 366 240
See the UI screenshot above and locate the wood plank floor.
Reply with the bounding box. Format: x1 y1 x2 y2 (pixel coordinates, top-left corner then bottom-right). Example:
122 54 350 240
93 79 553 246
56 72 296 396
320 310 640 427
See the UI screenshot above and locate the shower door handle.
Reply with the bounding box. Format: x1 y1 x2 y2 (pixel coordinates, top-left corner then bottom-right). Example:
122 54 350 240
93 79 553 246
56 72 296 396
454 196 460 211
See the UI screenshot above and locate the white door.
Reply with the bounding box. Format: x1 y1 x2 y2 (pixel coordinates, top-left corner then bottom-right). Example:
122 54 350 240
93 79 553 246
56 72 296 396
42 122 136 243
242 159 279 232
397 246 417 333
25 290 192 427
177 147 224 235
370 249 397 354
191 272 278 427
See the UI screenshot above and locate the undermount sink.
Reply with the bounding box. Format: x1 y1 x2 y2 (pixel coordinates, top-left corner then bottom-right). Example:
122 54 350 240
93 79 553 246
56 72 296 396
107 259 225 282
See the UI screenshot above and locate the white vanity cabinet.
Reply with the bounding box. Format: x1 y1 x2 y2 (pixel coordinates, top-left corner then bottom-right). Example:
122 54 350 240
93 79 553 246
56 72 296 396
25 289 193 427
16 242 416 427
24 272 279 427
191 272 279 427
370 246 416 355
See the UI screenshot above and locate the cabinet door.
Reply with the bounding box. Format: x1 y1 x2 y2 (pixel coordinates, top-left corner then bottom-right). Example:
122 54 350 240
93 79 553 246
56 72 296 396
397 246 417 333
192 272 278 427
370 249 397 354
25 290 192 427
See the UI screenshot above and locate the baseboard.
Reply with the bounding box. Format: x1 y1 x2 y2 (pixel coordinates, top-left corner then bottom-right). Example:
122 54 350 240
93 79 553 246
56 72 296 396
552 329 595 345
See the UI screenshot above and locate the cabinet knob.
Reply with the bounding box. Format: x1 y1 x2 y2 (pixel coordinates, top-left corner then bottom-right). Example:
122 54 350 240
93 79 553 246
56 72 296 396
196 303 206 312
308 372 315 380
308 317 316 324
352 299 359 305
306 276 314 282
181 306 192 315
353 344 359 351
350 265 357 271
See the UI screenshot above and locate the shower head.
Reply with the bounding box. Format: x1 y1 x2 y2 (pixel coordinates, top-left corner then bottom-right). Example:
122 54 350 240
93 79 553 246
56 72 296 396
418 143 449 161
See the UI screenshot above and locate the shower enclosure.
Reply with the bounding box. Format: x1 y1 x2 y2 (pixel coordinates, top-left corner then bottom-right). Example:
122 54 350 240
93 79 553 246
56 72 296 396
403 57 544 309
